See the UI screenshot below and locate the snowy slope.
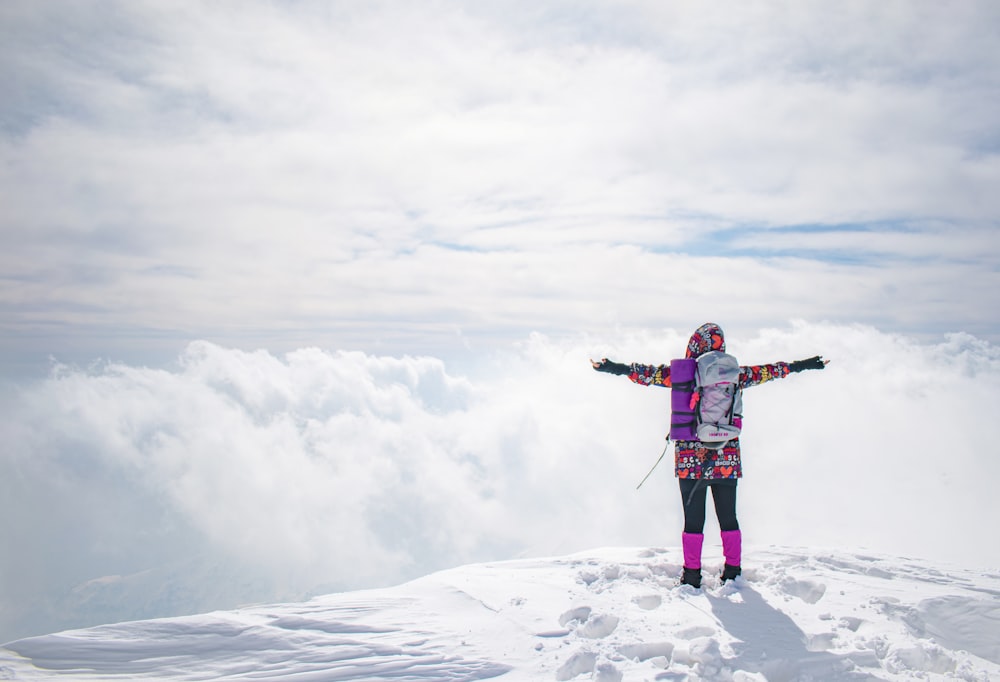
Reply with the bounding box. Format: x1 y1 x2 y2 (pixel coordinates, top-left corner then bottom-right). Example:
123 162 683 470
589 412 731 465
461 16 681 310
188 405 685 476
2 546 999 681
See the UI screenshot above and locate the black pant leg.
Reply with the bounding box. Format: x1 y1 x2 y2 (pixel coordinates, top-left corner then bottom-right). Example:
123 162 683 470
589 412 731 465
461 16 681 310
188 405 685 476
679 478 708 534
710 483 740 532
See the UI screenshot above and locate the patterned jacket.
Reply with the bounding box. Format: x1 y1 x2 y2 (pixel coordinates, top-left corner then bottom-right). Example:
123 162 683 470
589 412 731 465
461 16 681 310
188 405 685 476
623 323 791 480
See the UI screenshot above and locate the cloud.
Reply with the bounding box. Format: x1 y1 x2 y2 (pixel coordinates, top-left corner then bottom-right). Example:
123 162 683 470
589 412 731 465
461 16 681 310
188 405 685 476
2 1 1000 373
1 322 999 643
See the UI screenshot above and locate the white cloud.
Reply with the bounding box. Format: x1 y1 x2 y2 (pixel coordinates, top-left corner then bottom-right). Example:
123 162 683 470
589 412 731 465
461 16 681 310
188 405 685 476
1 322 999 642
2 0 999 371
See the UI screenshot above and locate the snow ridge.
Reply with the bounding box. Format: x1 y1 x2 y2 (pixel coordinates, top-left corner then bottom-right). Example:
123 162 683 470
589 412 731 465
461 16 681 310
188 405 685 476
2 546 999 681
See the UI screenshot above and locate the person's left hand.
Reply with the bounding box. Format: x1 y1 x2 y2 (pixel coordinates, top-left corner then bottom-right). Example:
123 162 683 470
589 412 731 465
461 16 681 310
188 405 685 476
788 356 828 372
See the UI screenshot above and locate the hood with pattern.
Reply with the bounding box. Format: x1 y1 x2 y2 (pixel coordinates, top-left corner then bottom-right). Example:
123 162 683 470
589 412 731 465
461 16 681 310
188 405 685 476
685 323 726 359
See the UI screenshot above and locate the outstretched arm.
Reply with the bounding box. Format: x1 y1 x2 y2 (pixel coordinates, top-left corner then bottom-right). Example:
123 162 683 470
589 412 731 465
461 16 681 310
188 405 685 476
591 358 672 387
740 355 828 388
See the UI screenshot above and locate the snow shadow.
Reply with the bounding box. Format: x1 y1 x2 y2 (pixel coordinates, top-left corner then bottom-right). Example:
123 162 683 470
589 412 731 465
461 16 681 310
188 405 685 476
707 586 881 681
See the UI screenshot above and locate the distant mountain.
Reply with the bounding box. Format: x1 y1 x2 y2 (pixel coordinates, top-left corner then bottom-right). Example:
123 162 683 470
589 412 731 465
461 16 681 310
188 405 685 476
2 554 312 646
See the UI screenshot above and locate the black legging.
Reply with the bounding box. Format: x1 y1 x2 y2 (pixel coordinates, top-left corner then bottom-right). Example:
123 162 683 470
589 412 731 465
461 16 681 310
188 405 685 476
679 478 739 533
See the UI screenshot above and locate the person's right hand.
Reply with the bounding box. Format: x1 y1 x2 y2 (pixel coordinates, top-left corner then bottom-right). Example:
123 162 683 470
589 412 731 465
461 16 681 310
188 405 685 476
591 358 631 375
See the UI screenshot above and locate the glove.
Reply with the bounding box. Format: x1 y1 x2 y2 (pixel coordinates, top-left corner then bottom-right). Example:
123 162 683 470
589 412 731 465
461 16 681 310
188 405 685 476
591 358 631 376
788 356 827 373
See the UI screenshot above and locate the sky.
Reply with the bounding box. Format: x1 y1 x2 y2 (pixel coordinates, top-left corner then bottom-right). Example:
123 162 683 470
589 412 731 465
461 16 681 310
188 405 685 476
2 0 999 371
1 0 1000 643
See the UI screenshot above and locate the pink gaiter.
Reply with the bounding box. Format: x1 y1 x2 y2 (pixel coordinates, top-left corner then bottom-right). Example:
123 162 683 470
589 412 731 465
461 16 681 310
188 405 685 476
721 529 742 567
682 532 704 570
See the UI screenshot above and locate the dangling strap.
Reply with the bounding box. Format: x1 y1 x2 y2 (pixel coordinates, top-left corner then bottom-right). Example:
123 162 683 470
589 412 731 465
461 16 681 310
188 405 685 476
685 477 703 506
685 451 717 506
636 438 671 490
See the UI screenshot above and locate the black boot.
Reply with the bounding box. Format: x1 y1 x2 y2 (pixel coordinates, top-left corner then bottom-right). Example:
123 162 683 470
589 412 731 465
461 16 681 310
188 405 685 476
720 564 741 583
681 567 702 588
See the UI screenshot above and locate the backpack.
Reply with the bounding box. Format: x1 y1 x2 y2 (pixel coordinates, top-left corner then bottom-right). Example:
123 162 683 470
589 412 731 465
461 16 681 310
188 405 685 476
669 351 743 449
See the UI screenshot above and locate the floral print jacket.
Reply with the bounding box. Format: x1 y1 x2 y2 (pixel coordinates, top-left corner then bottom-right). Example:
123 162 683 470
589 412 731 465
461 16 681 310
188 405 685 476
625 359 790 480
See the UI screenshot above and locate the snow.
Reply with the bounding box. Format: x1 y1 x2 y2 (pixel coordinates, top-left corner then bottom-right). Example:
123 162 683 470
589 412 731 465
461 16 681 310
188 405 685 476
2 547 999 681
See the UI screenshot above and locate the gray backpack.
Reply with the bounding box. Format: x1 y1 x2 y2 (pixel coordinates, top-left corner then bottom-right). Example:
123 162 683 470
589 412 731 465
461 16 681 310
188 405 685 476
692 351 743 449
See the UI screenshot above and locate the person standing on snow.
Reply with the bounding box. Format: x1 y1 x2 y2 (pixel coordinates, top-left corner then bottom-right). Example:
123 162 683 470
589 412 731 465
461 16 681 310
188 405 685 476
591 323 827 588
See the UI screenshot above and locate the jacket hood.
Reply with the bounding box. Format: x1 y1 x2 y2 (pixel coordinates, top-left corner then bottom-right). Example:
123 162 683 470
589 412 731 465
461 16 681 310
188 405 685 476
685 322 725 358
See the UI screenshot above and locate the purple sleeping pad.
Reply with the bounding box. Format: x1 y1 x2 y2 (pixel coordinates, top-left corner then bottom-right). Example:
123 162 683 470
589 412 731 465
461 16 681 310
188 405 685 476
670 358 697 441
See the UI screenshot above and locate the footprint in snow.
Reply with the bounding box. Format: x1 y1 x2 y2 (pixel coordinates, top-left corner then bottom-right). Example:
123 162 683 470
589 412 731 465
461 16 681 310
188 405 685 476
554 652 623 682
632 594 661 610
577 614 619 639
555 651 596 681
555 606 619 639
617 641 675 663
558 606 591 627
578 564 621 586
779 577 827 604
675 625 716 640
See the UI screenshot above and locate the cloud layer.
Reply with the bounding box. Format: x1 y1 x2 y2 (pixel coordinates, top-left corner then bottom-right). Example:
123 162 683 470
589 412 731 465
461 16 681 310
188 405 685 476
2 322 999 642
